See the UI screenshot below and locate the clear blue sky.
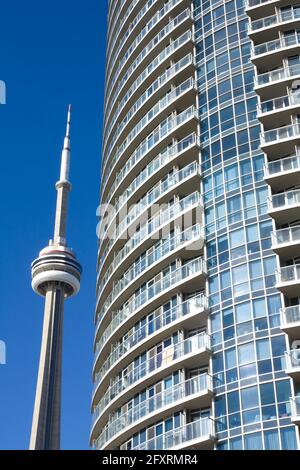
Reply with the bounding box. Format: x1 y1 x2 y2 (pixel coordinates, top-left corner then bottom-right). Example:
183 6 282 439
0 0 107 449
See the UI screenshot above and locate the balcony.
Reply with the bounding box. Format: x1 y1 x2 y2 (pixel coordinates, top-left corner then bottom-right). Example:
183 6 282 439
245 0 280 20
99 160 200 259
248 8 300 42
105 8 193 115
95 255 207 347
290 396 300 424
131 417 215 450
276 264 300 297
92 374 213 449
103 77 197 177
93 293 209 382
280 305 300 338
255 64 300 101
98 190 203 284
101 105 198 203
104 29 194 138
268 189 300 224
99 132 199 236
251 33 300 71
264 155 300 191
257 94 300 128
261 124 300 160
271 226 300 259
103 53 195 151
106 0 189 91
92 333 211 424
97 224 204 325
285 349 300 381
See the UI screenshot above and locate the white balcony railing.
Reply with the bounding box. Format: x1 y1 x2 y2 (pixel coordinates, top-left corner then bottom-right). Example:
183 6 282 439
101 105 198 200
265 155 300 177
104 53 194 151
94 291 208 380
104 29 193 140
290 396 300 417
103 77 196 173
92 374 212 449
131 417 214 450
100 159 199 250
276 264 300 285
97 222 203 314
99 133 198 253
105 0 186 103
272 226 300 248
258 93 300 115
285 349 300 370
281 305 300 325
93 333 211 417
97 190 203 284
249 7 300 33
255 63 300 87
96 254 206 336
261 123 300 146
268 189 300 212
104 8 192 121
252 32 300 57
246 0 276 9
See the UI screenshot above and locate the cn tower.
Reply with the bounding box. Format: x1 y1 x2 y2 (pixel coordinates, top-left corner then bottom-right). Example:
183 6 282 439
29 106 82 450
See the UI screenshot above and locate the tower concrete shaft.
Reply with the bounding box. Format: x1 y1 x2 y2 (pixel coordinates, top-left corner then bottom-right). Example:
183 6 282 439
30 105 81 450
29 285 64 450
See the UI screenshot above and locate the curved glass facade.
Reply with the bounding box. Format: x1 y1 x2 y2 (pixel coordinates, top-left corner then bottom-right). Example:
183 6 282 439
92 0 300 450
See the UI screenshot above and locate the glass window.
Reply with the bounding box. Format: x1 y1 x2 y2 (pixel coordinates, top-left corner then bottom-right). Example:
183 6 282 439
230 437 243 450
244 432 263 450
215 395 226 417
253 298 266 318
243 408 260 425
228 390 240 414
220 270 231 290
236 301 251 323
276 380 291 403
264 430 279 450
223 307 234 327
260 382 275 405
267 295 281 315
257 339 271 360
233 265 248 285
211 312 221 332
250 260 262 279
280 427 298 450
241 386 259 409
264 257 277 276
271 336 286 357
225 347 236 369
238 342 255 365
213 352 224 373
230 228 244 248
227 195 241 214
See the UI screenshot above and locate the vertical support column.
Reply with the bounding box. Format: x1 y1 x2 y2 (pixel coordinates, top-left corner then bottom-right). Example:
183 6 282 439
29 285 65 450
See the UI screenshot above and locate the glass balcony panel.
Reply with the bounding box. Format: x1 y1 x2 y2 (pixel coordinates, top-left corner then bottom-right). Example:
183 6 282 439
267 155 300 176
93 333 210 424
281 305 300 324
277 264 300 283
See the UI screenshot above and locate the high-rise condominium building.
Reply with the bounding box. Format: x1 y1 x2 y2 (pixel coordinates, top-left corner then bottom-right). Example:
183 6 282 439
91 0 300 450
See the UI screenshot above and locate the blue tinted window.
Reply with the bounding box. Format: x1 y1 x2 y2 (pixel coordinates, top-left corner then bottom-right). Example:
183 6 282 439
264 430 279 450
280 427 297 450
241 386 259 409
276 380 291 403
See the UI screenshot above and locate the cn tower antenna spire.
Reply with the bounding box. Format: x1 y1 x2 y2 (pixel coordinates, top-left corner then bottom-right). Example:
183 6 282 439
29 106 82 450
53 105 73 246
